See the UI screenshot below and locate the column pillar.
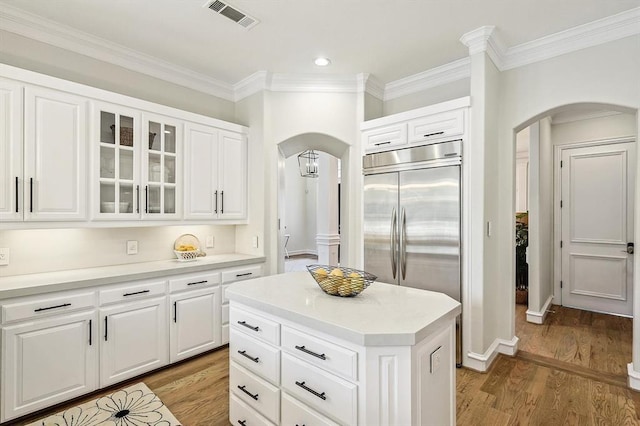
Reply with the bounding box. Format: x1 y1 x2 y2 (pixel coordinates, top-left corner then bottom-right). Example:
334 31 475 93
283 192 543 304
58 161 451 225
316 153 340 265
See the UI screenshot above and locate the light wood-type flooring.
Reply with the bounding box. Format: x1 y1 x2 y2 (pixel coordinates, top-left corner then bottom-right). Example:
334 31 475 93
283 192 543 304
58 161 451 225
14 304 639 426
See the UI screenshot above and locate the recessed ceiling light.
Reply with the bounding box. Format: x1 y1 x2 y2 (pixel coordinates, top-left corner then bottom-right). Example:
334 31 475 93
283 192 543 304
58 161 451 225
314 57 331 67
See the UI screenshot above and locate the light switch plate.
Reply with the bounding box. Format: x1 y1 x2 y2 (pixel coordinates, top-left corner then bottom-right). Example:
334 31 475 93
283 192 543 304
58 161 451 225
252 236 259 248
126 240 138 255
206 235 214 248
0 248 9 266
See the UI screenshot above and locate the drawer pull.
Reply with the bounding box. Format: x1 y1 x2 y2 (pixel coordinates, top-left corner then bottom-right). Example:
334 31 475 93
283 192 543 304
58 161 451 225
444 152 459 157
237 385 259 401
237 320 260 332
374 141 391 146
295 381 326 401
187 280 208 286
236 272 253 277
123 290 150 297
295 345 327 360
238 350 259 363
424 131 445 138
238 421 247 426
34 303 71 312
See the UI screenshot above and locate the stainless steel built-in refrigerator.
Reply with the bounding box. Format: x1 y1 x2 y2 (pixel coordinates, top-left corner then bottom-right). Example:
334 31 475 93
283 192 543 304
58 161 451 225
363 140 462 365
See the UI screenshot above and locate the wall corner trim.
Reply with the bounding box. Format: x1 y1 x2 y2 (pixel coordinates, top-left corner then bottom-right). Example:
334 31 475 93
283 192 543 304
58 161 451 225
465 336 519 372
628 363 640 391
525 295 554 324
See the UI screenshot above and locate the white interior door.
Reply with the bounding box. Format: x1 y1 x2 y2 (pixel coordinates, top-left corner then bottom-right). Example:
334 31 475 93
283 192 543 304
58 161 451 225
561 141 635 316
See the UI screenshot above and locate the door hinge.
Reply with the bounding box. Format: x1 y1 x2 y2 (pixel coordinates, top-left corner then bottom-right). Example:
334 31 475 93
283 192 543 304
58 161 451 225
560 200 563 208
560 160 563 168
560 281 563 289
560 240 563 248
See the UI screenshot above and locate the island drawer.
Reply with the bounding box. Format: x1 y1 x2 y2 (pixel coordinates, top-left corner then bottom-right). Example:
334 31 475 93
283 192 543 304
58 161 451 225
230 328 280 385
168 272 220 293
282 326 357 380
99 280 166 305
281 353 357 426
281 392 340 426
2 291 95 324
230 361 280 424
230 306 280 345
230 393 275 426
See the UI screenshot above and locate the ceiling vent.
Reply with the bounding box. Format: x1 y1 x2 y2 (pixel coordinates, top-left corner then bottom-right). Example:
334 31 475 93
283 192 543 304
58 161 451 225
203 0 259 30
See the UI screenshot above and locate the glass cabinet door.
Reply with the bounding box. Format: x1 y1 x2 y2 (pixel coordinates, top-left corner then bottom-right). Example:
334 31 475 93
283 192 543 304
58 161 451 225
144 119 178 217
98 109 138 217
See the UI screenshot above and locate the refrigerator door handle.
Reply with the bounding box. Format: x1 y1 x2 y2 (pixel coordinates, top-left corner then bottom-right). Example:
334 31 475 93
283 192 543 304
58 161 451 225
400 207 407 280
391 208 397 279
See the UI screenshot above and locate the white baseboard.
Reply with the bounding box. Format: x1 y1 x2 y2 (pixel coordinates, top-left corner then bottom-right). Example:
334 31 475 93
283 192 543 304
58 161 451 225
628 363 640 391
465 336 519 372
526 295 554 324
286 250 318 257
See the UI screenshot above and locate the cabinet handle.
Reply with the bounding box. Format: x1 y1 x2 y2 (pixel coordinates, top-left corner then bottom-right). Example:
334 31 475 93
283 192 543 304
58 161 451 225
15 176 18 213
374 141 391 146
424 131 444 138
237 350 259 363
295 345 326 360
123 290 150 297
444 152 459 157
221 191 224 214
237 320 259 332
214 190 218 214
187 280 208 286
29 177 33 213
34 303 71 312
237 385 259 401
237 421 247 426
236 273 252 278
145 185 148 214
174 301 177 323
104 316 108 341
295 381 326 400
89 319 92 346
136 185 140 213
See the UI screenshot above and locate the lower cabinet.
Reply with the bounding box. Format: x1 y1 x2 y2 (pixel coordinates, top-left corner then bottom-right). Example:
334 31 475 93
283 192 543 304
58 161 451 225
100 296 168 387
1 311 97 421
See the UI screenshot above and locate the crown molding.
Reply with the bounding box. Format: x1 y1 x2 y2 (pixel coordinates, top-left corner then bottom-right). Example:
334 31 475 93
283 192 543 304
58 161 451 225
0 3 235 100
384 57 471 101
269 73 360 94
233 70 270 101
550 110 622 125
357 73 385 100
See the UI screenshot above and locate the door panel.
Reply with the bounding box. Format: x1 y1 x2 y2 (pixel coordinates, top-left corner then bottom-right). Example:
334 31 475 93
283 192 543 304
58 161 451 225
561 142 635 315
399 166 460 301
363 172 399 285
184 123 218 218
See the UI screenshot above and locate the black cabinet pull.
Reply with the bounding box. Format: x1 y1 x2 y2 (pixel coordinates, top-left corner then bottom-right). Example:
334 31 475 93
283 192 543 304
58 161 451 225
221 190 224 214
237 350 259 363
104 316 108 341
15 176 18 213
237 385 259 401
173 301 177 323
214 190 218 214
136 185 140 213
237 421 247 426
34 303 71 312
295 345 326 360
236 273 252 278
444 152 459 157
424 131 445 138
374 141 391 146
123 290 150 297
237 320 259 331
144 185 148 214
295 381 326 400
29 177 33 212
89 319 92 346
187 280 208 286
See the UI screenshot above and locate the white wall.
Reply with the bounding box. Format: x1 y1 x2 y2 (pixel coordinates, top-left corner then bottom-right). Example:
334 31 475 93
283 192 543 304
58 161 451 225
383 78 470 116
283 154 318 255
552 113 637 145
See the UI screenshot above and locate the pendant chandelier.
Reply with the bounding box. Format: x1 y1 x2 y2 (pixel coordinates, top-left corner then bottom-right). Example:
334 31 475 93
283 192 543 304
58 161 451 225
298 149 319 178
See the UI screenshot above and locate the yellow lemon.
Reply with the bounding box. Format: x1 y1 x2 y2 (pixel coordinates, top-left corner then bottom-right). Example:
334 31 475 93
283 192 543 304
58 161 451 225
330 268 344 277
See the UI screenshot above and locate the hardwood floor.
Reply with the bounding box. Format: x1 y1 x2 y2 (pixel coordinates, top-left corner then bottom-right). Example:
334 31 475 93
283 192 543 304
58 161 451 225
14 307 638 425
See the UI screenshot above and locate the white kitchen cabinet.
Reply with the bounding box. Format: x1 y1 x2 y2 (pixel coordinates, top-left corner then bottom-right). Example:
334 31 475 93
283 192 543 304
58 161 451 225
407 109 464 144
22 86 88 221
184 123 247 220
362 123 407 153
221 264 264 344
170 286 220 362
1 310 97 422
0 79 23 222
99 295 168 387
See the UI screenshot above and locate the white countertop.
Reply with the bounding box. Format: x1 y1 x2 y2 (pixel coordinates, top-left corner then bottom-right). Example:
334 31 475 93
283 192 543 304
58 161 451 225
227 271 461 346
0 253 265 300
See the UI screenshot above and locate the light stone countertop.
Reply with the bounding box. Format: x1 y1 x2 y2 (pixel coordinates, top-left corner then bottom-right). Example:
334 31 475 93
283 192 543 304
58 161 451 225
227 271 461 347
0 253 265 300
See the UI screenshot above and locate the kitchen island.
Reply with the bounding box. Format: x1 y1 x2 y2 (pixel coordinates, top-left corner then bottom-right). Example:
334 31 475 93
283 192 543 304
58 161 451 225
226 271 461 426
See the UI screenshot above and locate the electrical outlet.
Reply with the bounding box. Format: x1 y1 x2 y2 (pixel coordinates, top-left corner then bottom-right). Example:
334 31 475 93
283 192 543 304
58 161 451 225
206 235 214 248
252 236 259 248
0 248 9 266
126 240 138 255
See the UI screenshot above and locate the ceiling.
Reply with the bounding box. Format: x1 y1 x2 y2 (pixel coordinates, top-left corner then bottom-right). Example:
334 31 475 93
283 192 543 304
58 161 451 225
1 0 638 87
